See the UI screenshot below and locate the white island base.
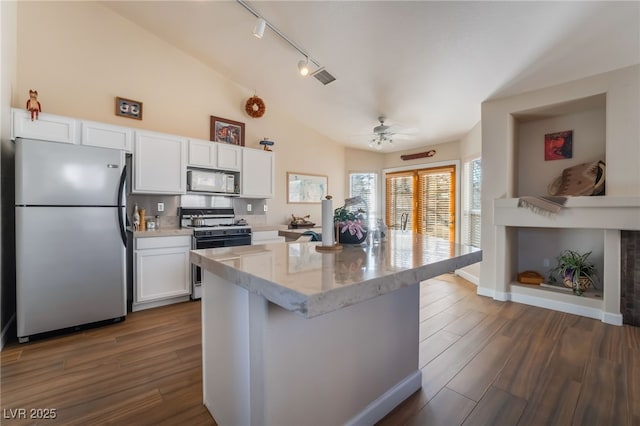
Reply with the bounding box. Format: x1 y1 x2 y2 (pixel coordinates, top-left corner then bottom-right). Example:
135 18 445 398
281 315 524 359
202 269 421 426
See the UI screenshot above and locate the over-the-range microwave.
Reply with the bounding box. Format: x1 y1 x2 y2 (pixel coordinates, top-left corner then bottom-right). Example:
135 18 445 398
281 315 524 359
187 169 239 195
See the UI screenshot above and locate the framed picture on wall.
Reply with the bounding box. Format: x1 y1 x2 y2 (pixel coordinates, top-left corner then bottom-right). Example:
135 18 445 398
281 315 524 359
115 97 143 120
287 172 328 204
210 116 245 146
544 130 573 161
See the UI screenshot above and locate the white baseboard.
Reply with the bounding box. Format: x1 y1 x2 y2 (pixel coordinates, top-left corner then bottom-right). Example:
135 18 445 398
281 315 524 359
455 269 479 285
346 370 422 426
476 286 495 298
1 313 15 351
509 292 605 322
602 312 623 326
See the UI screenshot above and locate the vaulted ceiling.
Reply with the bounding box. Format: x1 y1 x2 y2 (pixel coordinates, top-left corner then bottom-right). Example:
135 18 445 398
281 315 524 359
103 1 640 152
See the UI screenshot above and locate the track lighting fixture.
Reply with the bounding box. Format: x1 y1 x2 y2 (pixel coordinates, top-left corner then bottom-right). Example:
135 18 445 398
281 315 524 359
252 17 266 39
298 57 310 76
237 0 336 85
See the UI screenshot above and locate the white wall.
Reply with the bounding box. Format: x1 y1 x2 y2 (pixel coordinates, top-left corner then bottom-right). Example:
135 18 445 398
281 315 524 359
517 107 606 196
1 0 17 348
481 65 640 297
14 1 345 226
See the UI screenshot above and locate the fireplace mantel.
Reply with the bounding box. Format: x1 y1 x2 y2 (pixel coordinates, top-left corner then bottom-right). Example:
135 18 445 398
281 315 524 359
494 196 640 230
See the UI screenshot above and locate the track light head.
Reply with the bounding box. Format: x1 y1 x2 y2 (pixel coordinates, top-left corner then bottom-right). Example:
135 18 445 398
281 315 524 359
253 18 266 39
298 58 310 76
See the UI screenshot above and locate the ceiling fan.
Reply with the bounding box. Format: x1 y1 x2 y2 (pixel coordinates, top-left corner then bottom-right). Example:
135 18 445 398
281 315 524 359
367 116 415 150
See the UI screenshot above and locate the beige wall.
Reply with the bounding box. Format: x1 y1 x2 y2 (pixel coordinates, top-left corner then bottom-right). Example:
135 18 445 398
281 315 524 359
480 65 640 296
383 141 460 169
460 121 481 161
1 0 17 346
15 1 345 225
517 106 605 196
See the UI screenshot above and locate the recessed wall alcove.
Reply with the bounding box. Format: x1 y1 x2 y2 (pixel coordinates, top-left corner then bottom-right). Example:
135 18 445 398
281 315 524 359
491 93 640 325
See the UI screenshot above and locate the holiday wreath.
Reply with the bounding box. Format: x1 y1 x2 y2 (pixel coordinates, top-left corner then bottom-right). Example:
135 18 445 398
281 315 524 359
245 96 266 118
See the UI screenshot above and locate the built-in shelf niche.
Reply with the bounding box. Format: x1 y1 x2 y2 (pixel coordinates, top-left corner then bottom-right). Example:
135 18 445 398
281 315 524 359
511 93 606 198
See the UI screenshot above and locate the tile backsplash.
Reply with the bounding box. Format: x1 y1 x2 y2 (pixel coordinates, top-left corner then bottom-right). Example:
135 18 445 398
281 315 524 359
126 194 267 228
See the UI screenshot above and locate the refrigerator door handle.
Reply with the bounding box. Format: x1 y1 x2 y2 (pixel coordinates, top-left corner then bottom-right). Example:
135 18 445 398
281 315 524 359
117 165 127 247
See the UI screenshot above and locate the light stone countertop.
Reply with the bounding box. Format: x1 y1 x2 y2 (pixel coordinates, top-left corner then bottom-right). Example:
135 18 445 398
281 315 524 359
128 227 193 238
190 230 482 318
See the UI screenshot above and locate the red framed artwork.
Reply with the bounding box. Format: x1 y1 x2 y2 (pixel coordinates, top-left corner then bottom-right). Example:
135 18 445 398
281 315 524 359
210 116 245 146
544 130 573 161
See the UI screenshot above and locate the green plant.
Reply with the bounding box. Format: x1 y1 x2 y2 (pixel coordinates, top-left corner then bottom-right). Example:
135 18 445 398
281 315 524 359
548 250 598 296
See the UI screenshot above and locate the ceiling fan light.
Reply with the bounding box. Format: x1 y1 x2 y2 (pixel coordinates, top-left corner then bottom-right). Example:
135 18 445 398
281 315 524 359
298 58 310 76
375 143 383 151
253 18 266 39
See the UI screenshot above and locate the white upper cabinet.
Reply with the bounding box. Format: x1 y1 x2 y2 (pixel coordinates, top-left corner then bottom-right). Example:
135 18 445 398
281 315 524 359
81 120 133 152
217 144 242 171
242 148 274 198
12 108 77 144
187 139 218 169
133 130 187 194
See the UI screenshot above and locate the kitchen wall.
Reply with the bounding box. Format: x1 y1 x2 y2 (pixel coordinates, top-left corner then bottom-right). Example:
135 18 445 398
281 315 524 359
0 0 17 348
13 1 345 228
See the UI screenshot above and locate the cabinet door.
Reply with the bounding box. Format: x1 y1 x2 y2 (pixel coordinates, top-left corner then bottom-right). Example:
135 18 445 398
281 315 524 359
135 246 190 302
133 131 186 194
242 148 274 198
12 108 77 144
81 120 133 152
188 139 217 168
217 144 242 171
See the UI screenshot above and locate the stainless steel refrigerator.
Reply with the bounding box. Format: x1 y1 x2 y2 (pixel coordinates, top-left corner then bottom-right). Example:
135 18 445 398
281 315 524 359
16 138 127 343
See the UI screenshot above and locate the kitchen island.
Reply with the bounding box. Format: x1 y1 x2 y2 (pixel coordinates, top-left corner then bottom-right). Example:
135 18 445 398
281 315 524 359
190 231 481 426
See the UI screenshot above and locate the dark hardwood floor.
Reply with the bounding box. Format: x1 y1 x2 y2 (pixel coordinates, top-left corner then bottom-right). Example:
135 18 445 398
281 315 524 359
1 274 639 425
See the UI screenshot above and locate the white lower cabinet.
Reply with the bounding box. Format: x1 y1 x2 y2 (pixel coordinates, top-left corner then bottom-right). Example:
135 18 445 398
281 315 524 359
133 235 191 311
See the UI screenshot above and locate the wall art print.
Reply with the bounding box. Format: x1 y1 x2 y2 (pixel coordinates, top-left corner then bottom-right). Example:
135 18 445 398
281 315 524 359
210 116 245 146
544 130 573 161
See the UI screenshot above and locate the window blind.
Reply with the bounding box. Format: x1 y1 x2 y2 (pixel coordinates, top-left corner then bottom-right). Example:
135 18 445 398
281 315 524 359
417 166 455 240
385 171 415 231
462 158 481 248
349 173 378 227
385 166 455 239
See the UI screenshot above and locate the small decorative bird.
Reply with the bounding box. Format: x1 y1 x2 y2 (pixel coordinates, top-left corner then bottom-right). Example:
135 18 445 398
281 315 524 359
259 138 275 151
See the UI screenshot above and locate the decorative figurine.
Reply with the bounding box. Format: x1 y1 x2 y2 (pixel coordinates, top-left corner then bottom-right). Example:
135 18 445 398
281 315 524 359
26 89 42 121
259 138 274 151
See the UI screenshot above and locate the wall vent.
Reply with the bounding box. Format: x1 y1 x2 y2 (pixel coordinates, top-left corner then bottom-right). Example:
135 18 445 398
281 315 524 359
312 68 336 85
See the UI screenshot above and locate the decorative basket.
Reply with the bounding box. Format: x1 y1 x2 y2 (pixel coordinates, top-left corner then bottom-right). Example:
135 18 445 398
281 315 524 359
563 276 591 291
338 228 368 245
290 222 315 229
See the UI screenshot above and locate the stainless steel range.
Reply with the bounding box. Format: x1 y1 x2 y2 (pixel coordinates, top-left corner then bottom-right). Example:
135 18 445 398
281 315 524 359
179 206 251 299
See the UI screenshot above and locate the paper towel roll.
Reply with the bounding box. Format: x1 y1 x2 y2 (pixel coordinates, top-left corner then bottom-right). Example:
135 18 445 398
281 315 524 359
321 198 335 246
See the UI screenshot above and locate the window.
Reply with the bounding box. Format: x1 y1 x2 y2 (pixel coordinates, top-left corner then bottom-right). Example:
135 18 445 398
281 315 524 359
462 158 481 248
385 165 456 241
349 172 378 228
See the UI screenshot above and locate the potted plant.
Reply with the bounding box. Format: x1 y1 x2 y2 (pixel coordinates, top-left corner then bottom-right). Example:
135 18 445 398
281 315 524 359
548 249 598 295
334 205 368 244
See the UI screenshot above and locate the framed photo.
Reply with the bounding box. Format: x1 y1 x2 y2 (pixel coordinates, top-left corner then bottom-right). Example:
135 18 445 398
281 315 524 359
115 97 143 120
545 130 573 161
210 116 245 146
287 172 328 204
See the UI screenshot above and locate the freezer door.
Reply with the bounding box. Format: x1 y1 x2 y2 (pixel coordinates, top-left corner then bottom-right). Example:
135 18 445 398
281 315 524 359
16 138 125 206
16 206 126 338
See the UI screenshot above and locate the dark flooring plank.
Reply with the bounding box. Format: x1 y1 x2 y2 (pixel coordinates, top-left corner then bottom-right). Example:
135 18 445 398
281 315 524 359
447 334 514 401
406 387 476 426
461 385 526 426
418 330 460 368
573 356 630 425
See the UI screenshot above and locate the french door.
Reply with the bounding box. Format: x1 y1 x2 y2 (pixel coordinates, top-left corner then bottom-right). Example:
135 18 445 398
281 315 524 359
385 165 456 241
